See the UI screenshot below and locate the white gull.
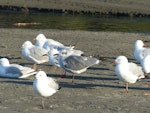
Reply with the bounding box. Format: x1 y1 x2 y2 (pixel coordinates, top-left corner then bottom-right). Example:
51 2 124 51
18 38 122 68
134 40 150 63
54 51 100 83
33 71 61 109
21 41 48 70
34 33 64 50
114 56 145 93
0 58 36 78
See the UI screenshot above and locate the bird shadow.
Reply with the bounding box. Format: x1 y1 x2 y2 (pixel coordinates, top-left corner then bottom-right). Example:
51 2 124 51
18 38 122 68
0 77 33 85
88 67 110 71
59 81 150 91
0 56 21 60
0 76 149 91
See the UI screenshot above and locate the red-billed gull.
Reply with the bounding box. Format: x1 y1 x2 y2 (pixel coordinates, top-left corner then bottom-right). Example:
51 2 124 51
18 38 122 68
21 41 48 70
114 56 145 93
0 58 36 78
33 71 61 109
34 33 64 50
54 51 100 83
134 40 150 63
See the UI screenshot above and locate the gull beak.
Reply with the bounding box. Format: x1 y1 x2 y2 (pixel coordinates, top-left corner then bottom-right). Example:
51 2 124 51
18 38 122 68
33 37 36 41
111 60 116 65
143 43 147 47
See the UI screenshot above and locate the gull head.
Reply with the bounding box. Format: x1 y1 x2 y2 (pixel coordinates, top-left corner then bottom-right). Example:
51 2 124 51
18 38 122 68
34 34 47 47
22 41 33 48
35 71 47 80
0 58 10 66
35 34 47 41
48 47 59 57
134 40 145 50
115 56 128 65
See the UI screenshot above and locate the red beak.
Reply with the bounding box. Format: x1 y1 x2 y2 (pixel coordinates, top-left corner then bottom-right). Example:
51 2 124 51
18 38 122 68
111 61 116 65
33 37 36 41
143 43 147 47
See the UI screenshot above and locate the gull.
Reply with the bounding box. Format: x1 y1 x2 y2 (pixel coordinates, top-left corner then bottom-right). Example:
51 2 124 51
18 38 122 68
114 56 145 93
0 58 36 78
43 47 84 79
21 41 49 70
33 71 61 109
34 33 64 50
141 55 150 74
34 33 79 54
44 47 84 68
54 51 100 83
134 40 150 63
141 55 150 85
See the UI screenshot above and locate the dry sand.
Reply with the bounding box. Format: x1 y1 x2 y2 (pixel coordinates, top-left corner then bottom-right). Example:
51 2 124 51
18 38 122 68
0 28 150 113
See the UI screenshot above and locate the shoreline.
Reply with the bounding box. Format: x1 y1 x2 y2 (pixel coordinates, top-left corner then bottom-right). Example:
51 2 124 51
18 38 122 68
0 1 150 17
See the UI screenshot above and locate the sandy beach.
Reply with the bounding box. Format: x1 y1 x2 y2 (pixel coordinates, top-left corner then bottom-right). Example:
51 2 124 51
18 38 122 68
0 28 150 113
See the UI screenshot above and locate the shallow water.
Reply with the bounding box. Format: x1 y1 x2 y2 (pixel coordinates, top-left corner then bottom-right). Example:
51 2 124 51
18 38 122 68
0 12 150 33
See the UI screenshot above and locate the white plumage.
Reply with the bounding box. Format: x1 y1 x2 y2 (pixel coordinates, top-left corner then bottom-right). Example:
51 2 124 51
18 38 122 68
114 56 145 93
33 71 61 109
0 58 36 78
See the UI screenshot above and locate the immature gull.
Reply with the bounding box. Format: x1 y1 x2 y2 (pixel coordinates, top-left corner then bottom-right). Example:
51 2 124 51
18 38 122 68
134 40 150 63
33 71 61 109
54 51 100 83
0 58 36 78
114 56 145 93
21 41 48 70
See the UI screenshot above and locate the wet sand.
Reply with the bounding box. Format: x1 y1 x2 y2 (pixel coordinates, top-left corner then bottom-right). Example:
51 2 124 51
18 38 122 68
0 28 150 113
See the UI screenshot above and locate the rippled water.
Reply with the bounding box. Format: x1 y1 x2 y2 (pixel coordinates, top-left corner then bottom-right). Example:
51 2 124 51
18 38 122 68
0 12 150 33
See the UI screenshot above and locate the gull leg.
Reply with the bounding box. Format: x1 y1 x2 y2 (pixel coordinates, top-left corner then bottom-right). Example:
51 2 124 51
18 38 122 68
126 83 129 93
41 97 45 109
147 82 150 86
61 70 66 78
33 63 37 71
50 66 57 70
71 74 75 83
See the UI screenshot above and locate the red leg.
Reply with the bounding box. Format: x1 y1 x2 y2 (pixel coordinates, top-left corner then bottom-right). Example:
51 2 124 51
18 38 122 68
61 70 66 78
147 82 150 86
126 83 129 93
41 97 45 109
50 66 57 70
71 74 75 83
33 63 37 71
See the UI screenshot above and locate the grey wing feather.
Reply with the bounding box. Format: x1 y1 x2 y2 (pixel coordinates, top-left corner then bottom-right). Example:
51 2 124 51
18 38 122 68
29 46 48 60
63 55 99 70
5 66 22 77
48 77 60 90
